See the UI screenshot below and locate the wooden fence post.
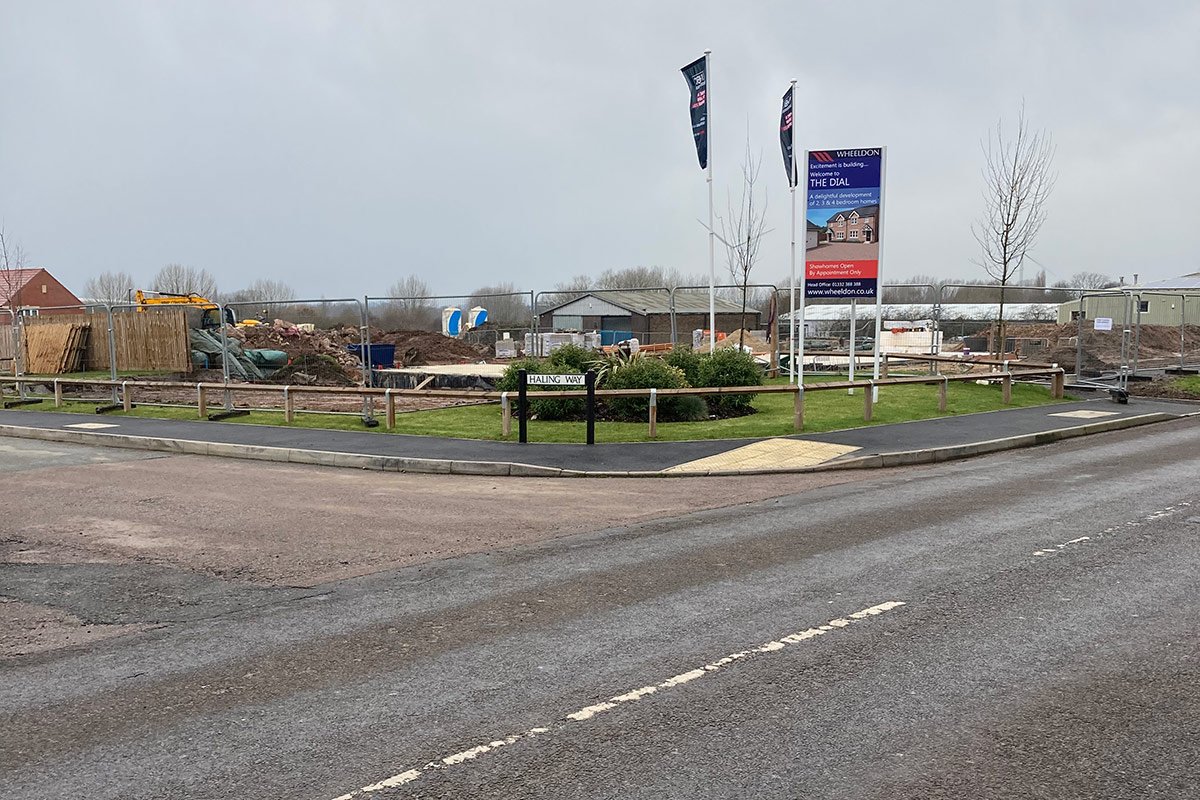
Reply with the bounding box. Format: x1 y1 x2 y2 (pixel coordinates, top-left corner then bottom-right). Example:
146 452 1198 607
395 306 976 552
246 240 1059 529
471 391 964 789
122 381 132 412
197 385 207 418
1002 372 1012 405
863 381 874 421
54 379 62 408
386 389 396 430
1052 368 1064 399
939 377 948 412
284 386 295 423
880 355 889 379
648 388 658 439
500 392 511 437
793 387 804 432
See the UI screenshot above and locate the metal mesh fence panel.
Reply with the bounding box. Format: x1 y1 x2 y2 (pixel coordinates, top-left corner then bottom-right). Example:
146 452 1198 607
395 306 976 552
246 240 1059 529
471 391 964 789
367 291 533 359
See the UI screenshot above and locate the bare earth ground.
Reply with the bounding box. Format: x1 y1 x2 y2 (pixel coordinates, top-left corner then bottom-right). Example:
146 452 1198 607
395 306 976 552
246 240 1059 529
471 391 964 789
1 445 873 659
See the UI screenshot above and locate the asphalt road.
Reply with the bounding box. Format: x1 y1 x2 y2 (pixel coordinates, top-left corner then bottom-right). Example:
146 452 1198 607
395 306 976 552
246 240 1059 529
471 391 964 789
3 420 1199 799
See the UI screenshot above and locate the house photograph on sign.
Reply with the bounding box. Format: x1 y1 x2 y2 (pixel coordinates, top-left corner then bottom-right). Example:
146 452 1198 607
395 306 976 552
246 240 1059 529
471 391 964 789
808 203 882 260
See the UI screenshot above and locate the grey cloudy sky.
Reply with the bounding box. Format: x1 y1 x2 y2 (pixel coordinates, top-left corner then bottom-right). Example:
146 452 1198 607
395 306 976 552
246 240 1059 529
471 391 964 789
2 0 1198 298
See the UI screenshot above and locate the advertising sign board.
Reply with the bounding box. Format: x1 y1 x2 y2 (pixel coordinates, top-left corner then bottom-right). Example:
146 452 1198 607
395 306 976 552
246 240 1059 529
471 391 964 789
804 148 884 299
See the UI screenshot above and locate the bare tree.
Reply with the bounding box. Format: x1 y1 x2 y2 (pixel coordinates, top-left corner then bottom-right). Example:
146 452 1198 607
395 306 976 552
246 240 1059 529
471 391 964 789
84 270 138 305
718 138 769 349
152 263 220 299
1063 271 1119 290
972 104 1056 355
379 275 439 330
1 227 31 316
225 280 300 321
468 282 530 328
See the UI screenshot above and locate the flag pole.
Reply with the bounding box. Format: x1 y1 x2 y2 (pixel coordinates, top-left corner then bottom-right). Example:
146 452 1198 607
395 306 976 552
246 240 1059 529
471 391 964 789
788 80 797 384
705 49 715 353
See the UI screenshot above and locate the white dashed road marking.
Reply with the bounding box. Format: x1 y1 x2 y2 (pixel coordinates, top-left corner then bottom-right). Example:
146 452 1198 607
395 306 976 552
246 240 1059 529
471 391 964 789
63 422 120 430
1048 410 1120 419
1033 502 1192 556
330 600 907 799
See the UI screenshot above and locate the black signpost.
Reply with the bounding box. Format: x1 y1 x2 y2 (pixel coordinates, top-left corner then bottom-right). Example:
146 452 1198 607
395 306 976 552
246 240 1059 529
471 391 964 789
517 369 596 445
585 370 596 445
517 368 528 444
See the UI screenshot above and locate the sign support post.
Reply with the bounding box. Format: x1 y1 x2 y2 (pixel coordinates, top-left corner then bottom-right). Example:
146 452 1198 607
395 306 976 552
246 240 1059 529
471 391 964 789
585 370 596 445
517 369 528 444
848 299 856 394
872 147 888 402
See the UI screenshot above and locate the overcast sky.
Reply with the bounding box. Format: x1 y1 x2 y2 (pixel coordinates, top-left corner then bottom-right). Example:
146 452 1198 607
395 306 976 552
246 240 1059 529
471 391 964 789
2 1 1198 299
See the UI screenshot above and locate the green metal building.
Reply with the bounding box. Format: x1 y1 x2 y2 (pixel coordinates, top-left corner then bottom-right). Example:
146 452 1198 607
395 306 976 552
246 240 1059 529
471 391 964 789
1056 273 1200 326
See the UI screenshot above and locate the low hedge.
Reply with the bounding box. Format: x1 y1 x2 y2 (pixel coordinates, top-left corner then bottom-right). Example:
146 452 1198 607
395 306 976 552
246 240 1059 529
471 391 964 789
603 356 707 422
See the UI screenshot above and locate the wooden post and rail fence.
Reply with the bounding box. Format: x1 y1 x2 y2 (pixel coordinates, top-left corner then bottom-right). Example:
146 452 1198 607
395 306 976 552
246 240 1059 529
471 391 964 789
2 356 1067 440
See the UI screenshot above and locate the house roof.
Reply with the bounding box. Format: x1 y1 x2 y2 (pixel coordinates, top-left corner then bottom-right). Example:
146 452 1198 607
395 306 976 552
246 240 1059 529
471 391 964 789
541 290 752 316
1139 272 1200 291
827 205 879 224
0 268 46 306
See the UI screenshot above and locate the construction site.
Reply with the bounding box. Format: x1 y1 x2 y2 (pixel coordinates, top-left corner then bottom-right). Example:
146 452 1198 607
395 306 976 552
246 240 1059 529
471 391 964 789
5 283 1200 429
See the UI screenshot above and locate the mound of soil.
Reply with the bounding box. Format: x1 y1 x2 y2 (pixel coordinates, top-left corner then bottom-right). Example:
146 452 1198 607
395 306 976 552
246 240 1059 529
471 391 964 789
1130 379 1200 400
267 356 358 387
372 330 490 366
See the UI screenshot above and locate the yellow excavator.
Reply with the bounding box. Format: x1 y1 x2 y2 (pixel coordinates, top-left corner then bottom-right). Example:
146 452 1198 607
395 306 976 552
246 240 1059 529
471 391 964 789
134 290 264 330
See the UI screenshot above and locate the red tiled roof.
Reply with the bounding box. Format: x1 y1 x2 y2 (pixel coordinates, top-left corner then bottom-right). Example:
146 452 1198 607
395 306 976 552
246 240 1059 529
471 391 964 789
0 268 43 306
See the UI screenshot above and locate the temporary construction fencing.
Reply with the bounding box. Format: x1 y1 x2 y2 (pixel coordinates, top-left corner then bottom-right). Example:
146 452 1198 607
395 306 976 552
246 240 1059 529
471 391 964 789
1070 291 1200 379
365 291 535 356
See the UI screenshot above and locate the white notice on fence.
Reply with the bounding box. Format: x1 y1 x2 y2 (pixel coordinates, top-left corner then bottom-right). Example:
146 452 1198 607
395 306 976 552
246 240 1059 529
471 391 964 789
527 374 587 386
1093 317 1114 331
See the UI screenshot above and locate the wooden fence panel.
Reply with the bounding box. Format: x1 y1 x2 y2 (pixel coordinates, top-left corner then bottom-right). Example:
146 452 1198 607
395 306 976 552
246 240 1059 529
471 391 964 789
22 309 191 373
0 324 16 364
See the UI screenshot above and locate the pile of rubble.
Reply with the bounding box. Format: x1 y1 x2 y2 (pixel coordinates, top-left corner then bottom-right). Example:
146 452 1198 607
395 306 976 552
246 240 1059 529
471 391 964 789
232 320 362 371
220 320 491 384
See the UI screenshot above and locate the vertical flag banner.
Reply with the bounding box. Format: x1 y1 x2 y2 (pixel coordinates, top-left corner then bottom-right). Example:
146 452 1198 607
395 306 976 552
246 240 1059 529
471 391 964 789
779 88 796 187
804 148 884 298
680 56 709 169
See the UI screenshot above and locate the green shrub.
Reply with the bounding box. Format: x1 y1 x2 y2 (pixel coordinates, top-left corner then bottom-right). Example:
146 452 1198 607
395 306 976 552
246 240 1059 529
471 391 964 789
546 343 597 374
495 357 544 392
664 346 703 386
495 358 584 421
602 356 704 422
695 347 763 417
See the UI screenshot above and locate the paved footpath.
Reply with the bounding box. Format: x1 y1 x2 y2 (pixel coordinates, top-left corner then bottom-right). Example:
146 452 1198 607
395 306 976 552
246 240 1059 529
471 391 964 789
0 396 1193 475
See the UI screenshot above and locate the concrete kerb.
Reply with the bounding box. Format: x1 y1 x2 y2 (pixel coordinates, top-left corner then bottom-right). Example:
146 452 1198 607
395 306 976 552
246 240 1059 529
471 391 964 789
0 411 1187 479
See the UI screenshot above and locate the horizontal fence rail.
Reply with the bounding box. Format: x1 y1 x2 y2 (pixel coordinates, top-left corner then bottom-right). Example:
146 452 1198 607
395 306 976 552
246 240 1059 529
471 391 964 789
2 362 1066 437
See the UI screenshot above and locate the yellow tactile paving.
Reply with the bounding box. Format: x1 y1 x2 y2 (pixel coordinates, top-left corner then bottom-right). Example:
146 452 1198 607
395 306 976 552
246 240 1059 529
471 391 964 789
664 438 861 473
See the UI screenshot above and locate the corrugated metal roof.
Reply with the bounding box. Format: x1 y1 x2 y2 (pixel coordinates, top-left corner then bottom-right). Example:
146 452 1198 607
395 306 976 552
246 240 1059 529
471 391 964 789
1139 272 1200 290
